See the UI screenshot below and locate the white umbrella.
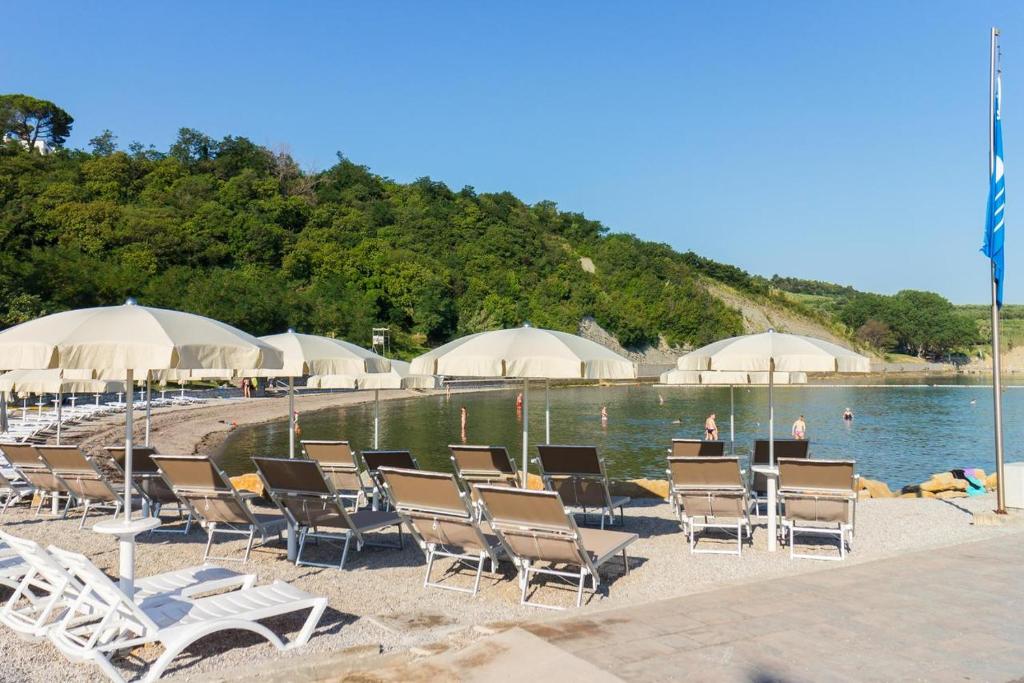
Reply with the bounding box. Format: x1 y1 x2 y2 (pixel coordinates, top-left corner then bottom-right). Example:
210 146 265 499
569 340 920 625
0 369 125 444
308 360 440 448
256 331 390 458
676 330 869 551
0 301 284 593
410 325 636 486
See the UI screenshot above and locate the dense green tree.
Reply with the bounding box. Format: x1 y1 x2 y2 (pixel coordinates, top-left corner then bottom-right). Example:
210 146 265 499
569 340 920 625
88 129 118 156
0 94 74 149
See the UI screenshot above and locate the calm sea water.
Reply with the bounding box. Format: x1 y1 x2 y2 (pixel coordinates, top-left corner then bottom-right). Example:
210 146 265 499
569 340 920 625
216 378 1024 487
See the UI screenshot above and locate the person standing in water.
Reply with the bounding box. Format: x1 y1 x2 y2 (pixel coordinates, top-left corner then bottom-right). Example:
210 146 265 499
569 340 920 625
704 413 718 440
460 405 468 442
792 415 807 440
600 405 608 423
842 407 854 421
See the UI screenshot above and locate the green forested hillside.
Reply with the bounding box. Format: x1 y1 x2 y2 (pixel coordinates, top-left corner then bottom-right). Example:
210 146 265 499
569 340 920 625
0 116 980 360
0 128 764 355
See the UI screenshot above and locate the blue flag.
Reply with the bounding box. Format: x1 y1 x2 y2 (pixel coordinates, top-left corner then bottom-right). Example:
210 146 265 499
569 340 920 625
984 74 1006 307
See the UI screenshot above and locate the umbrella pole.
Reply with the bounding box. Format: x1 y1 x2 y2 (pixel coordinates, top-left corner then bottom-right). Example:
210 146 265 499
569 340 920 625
144 374 152 447
288 377 295 458
545 379 550 444
730 384 735 455
521 379 530 488
56 390 62 445
374 389 380 449
767 360 777 552
0 391 7 434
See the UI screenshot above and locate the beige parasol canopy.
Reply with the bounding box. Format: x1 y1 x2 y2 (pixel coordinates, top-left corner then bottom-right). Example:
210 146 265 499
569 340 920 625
0 303 283 372
410 325 636 485
676 330 871 373
256 331 390 377
409 325 636 380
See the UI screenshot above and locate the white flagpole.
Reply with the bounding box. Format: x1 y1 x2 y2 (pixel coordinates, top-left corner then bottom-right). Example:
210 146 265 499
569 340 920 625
990 27 1007 514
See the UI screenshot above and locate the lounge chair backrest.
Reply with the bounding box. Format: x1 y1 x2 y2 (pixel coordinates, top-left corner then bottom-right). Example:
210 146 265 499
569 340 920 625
475 485 588 567
152 455 253 526
0 443 65 492
668 456 746 518
0 443 46 470
361 450 417 472
534 444 612 508
671 439 726 457
253 457 353 531
779 459 856 524
47 544 160 634
302 440 356 467
753 439 809 464
535 445 603 475
378 467 489 552
668 456 743 488
378 467 469 517
779 459 855 492
449 445 518 486
37 446 117 503
104 446 160 474
301 440 364 492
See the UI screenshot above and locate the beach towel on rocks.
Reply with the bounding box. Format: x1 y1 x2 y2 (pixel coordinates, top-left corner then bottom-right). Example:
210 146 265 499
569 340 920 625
954 468 987 496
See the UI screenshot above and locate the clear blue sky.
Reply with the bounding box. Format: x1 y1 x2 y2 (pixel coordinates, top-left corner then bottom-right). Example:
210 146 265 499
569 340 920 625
5 2 1023 303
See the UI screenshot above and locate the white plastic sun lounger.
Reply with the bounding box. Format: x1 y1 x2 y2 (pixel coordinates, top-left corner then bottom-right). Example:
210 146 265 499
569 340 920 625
0 531 256 640
48 545 327 683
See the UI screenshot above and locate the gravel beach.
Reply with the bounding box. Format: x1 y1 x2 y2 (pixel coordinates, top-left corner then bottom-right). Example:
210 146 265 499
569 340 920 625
2 394 1022 681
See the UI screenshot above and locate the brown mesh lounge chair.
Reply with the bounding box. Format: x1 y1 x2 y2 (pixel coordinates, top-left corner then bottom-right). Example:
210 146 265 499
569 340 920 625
378 466 503 596
0 443 74 517
666 456 752 556
669 439 726 457
475 485 637 609
151 455 286 563
301 440 369 510
778 458 857 561
450 444 520 489
533 445 629 529
253 457 402 569
750 439 810 514
360 450 418 509
36 446 131 529
104 446 192 534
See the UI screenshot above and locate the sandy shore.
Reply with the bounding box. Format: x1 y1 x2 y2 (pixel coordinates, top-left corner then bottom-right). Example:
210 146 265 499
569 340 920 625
2 393 1023 681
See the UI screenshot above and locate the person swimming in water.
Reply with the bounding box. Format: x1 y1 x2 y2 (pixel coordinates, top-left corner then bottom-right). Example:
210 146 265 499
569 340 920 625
704 413 719 440
792 415 807 440
843 407 853 421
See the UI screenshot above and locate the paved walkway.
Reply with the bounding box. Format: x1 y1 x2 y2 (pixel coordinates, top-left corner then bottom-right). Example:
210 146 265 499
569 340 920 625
352 534 1024 682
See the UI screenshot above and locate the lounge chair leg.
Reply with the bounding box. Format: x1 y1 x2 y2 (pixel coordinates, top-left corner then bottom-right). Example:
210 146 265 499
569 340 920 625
78 500 90 530
472 552 485 596
61 493 73 519
621 548 629 574
338 533 352 569
0 493 11 518
203 525 217 562
519 563 531 605
296 528 308 566
423 548 436 588
576 571 586 608
242 527 256 563
34 493 45 517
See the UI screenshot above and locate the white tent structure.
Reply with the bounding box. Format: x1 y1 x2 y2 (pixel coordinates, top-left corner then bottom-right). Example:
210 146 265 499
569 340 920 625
676 330 870 550
410 325 636 486
0 369 125 444
257 331 390 458
307 360 440 448
656 369 807 453
0 301 284 593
